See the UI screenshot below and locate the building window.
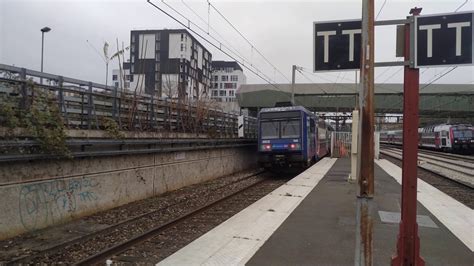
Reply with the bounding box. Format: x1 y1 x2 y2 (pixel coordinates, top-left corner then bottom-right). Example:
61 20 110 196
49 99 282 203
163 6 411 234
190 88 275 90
156 63 160 71
231 75 238 81
112 75 118 81
212 90 218 96
221 75 228 81
212 75 218 81
156 42 161 50
124 75 130 81
180 43 184 51
181 33 184 41
115 82 119 87
225 67 233 73
155 32 161 41
224 83 233 89
130 75 134 82
229 90 235 96
131 45 135 53
124 82 130 89
219 90 226 96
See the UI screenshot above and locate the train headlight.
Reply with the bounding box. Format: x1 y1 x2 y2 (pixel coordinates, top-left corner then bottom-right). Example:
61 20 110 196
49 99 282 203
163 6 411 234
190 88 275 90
289 143 300 150
262 144 272 151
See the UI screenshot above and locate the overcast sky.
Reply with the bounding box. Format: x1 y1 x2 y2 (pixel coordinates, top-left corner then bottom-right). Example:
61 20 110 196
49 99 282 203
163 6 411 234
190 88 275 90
1 0 473 85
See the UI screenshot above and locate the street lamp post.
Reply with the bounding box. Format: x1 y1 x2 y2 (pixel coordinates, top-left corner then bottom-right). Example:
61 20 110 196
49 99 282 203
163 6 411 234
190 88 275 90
40 26 51 84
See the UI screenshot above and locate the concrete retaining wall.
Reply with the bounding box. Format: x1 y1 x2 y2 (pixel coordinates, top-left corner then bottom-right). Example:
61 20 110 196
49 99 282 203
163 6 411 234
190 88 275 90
0 146 257 240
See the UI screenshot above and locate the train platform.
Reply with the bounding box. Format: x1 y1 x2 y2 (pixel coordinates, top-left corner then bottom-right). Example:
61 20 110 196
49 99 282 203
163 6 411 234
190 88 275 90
158 158 473 265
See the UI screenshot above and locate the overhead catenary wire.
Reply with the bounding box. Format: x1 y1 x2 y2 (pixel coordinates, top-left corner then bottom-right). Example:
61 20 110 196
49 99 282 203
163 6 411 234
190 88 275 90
160 0 284 91
420 67 458 91
455 0 470 12
180 0 251 66
375 0 388 20
161 1 249 69
207 0 291 83
299 67 354 83
146 0 307 107
163 0 282 88
296 69 329 94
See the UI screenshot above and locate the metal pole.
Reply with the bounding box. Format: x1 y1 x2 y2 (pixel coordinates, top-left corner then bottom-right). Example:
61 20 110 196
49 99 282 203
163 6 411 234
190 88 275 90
106 62 109 88
392 7 425 266
355 0 374 264
355 70 359 109
291 65 296 106
40 31 44 85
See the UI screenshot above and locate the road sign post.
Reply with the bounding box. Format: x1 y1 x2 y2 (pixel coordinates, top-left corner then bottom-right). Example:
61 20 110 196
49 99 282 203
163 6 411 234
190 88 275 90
391 9 425 266
313 8 472 266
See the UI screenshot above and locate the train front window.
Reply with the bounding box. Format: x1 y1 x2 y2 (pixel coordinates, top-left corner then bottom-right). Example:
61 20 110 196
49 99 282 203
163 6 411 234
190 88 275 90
281 120 300 138
453 130 473 138
261 121 280 139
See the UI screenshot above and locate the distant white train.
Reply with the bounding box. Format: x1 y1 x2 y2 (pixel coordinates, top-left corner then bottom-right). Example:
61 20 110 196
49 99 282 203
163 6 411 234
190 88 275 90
380 124 473 154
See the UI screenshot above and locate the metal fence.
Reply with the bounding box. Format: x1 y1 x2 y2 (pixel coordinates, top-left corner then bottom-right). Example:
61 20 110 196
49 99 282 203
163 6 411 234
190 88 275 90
331 132 352 158
0 64 257 138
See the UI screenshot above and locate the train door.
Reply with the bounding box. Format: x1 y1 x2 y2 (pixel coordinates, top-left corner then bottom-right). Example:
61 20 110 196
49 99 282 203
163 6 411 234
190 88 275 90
434 132 440 148
309 118 316 160
441 131 447 148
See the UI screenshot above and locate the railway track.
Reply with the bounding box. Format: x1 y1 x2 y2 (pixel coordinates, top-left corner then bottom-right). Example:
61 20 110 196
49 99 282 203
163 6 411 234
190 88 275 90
76 176 286 265
4 170 281 265
380 146 474 189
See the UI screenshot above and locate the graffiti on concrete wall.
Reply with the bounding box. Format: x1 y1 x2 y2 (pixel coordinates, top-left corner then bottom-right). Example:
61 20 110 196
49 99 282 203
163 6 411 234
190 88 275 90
18 177 100 230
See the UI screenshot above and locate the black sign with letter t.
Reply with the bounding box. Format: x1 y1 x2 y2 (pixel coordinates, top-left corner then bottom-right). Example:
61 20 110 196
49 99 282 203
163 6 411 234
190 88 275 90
415 12 473 67
313 20 362 71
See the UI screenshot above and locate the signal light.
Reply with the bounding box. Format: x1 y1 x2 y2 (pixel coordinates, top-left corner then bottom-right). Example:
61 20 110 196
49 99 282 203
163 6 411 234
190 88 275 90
289 143 299 150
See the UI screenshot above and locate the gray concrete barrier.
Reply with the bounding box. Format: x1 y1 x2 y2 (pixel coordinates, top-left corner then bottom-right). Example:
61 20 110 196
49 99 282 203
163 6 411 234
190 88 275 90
0 146 257 240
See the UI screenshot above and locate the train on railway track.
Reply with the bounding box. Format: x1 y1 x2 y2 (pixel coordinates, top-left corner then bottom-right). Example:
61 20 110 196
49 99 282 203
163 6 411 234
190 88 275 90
257 106 332 169
380 123 474 154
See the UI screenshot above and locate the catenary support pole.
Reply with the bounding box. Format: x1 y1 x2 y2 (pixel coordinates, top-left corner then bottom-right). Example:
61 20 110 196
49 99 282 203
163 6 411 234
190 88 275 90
291 65 296 105
355 0 374 265
392 7 425 266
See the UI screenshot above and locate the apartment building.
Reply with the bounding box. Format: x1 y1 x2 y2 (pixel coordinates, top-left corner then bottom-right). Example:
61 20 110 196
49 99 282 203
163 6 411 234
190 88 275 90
125 29 212 99
210 61 246 103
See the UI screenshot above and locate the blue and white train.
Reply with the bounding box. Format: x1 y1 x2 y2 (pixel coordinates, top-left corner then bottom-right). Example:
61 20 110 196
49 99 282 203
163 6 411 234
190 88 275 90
257 106 332 168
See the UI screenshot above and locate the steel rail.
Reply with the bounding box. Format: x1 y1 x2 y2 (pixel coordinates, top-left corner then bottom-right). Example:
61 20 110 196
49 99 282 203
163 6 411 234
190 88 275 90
6 170 265 265
0 142 256 163
0 138 256 147
383 147 473 169
74 176 269 265
380 149 473 189
380 143 474 162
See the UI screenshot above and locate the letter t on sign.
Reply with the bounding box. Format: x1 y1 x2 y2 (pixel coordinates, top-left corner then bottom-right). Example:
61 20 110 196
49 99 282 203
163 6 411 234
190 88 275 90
447 22 471 56
419 24 441 57
317 31 336 63
342 29 362 61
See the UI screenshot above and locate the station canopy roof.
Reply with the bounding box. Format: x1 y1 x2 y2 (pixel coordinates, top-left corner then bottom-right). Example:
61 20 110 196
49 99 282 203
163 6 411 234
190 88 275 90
236 83 473 116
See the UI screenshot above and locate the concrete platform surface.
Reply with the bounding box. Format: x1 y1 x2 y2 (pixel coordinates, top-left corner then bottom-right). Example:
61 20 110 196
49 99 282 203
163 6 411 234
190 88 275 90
247 159 472 265
157 158 337 265
158 158 472 265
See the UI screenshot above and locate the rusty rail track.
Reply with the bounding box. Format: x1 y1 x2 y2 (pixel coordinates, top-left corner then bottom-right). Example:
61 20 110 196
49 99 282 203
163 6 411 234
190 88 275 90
74 177 268 265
